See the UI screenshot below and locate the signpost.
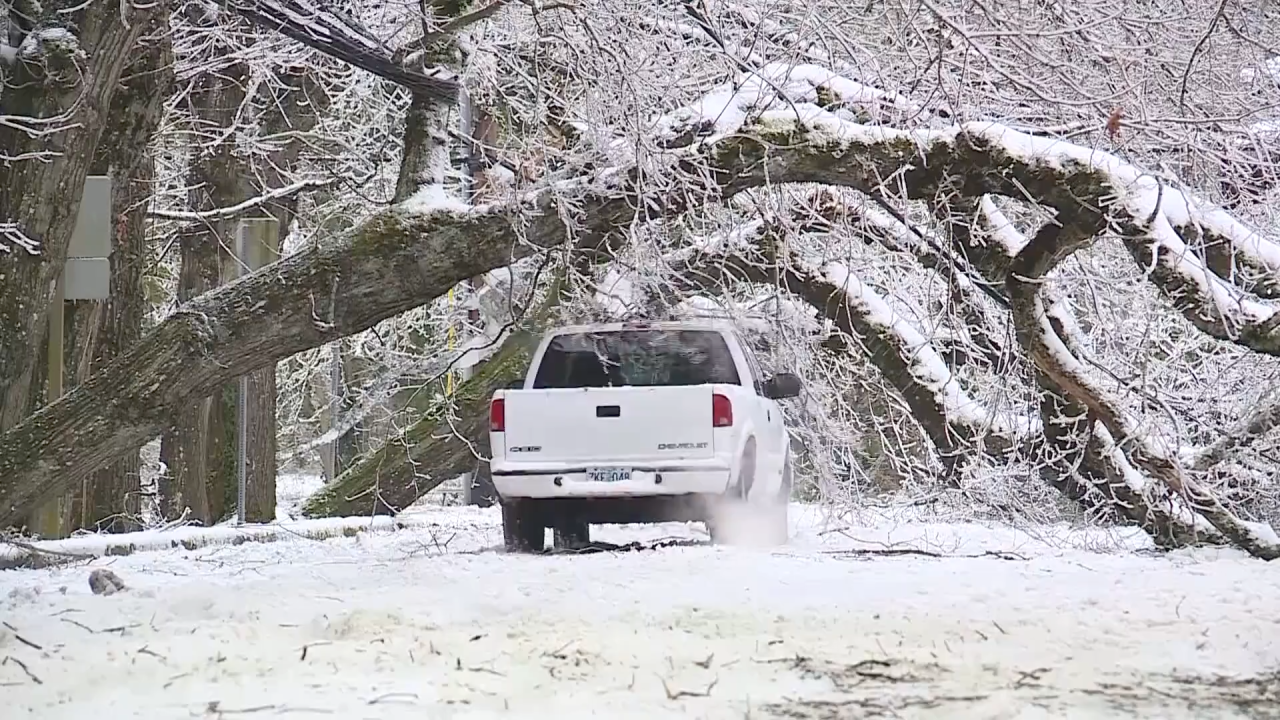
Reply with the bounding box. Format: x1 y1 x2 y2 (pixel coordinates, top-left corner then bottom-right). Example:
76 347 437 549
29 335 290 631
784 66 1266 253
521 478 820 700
33 176 112 538
231 217 281 524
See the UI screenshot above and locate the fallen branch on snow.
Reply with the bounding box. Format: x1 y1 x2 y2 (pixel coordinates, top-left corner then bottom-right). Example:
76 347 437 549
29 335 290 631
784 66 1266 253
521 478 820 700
0 516 437 571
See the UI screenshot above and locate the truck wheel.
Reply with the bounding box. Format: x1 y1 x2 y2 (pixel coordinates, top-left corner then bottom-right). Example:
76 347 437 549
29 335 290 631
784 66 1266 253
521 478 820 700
738 440 757 500
502 501 545 553
708 443 756 545
552 519 591 551
765 454 793 545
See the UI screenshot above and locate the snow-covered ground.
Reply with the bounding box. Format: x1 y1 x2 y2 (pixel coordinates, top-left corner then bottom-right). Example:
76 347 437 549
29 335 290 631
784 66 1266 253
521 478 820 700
3 503 1279 719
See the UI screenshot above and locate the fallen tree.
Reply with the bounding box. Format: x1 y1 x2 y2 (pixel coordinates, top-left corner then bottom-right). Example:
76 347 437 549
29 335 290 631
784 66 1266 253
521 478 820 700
3 67 1280 558
301 320 542 517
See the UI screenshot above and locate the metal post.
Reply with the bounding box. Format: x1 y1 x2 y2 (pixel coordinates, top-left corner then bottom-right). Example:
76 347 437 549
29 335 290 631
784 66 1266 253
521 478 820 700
231 217 280 523
329 340 343 475
31 275 67 536
457 87 475 505
236 225 249 525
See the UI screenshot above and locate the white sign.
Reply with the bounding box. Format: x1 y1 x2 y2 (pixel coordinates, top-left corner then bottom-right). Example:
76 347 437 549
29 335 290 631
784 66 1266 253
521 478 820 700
64 176 112 300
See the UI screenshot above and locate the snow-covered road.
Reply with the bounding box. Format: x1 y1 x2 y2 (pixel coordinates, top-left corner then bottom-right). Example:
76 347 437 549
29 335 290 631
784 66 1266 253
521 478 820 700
3 505 1278 719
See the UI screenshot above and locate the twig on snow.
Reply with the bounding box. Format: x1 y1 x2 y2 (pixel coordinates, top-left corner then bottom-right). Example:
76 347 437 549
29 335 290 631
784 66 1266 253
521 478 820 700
2 655 42 684
820 548 1027 561
1 622 42 650
660 675 718 699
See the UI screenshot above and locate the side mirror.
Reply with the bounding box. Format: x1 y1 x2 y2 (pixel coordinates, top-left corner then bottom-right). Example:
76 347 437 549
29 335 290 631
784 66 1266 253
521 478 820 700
762 372 802 399
503 379 524 390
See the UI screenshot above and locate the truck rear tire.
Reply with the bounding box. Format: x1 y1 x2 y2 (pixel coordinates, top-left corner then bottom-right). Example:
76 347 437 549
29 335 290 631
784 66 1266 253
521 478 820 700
502 501 545 553
552 520 591 551
766 454 793 545
708 444 755 545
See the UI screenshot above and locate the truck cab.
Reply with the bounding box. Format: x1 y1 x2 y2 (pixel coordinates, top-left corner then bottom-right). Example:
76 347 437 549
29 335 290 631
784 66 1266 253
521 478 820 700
489 320 801 552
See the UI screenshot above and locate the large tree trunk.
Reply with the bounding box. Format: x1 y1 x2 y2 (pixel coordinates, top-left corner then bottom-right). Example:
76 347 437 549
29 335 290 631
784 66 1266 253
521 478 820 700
0 2 155 432
301 324 542 517
158 58 250 524
70 15 174 534
301 273 566 518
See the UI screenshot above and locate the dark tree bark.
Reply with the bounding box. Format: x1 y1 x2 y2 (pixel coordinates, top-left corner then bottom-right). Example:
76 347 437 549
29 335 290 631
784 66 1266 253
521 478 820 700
69 15 175 533
158 56 250 524
0 1 159 431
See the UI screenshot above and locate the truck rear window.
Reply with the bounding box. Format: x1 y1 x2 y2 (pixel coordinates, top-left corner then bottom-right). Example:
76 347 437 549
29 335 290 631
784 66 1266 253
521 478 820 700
532 329 741 389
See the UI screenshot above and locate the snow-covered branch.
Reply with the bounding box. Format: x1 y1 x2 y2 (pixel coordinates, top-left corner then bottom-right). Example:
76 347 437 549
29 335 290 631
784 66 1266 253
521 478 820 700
218 0 459 99
0 223 40 255
149 177 338 222
665 215 1036 465
1008 213 1277 557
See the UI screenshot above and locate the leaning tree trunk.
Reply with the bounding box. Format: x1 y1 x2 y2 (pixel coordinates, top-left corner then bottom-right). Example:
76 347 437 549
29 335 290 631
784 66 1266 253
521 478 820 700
158 58 250 524
0 2 156 436
301 320 546 517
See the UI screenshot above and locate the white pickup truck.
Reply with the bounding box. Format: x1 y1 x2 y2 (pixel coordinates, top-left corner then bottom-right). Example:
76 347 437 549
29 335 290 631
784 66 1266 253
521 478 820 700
488 320 801 553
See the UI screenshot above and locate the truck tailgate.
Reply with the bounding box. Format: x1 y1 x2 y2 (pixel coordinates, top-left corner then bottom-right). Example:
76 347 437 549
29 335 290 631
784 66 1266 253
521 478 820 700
503 386 715 462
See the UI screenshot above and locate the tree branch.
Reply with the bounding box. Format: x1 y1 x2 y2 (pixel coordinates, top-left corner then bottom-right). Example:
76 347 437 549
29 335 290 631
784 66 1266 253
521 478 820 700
219 0 460 100
149 177 338 222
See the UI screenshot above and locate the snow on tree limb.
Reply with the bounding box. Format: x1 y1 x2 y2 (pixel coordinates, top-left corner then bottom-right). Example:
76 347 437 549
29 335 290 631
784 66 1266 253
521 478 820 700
968 199 1220 545
668 217 1034 465
218 0 460 100
1007 216 1278 558
662 68 1280 358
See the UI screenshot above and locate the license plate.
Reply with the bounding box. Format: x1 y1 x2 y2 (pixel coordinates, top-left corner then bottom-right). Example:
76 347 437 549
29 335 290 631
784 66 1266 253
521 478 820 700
586 467 632 483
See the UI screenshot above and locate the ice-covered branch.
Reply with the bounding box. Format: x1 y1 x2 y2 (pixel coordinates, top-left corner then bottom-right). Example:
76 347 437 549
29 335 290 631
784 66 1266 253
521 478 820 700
1008 216 1277 558
218 0 459 100
667 219 1036 466
149 177 337 222
1187 393 1280 473
0 223 40 255
656 67 1280 360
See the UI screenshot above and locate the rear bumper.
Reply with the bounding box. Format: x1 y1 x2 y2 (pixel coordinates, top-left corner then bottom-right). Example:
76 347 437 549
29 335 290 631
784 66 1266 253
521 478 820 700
492 461 732 499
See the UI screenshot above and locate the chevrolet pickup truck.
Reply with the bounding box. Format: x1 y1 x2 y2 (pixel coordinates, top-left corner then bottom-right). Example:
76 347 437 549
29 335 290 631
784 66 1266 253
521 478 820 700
489 320 802 553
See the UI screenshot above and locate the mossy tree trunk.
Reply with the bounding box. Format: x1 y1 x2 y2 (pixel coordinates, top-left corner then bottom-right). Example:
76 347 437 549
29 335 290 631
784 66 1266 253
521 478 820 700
301 319 547 517
158 54 250 524
0 1 158 434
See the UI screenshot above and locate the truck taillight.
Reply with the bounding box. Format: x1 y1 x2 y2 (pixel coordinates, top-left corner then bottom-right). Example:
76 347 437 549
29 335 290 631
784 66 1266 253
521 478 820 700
490 398 506 432
712 393 733 427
